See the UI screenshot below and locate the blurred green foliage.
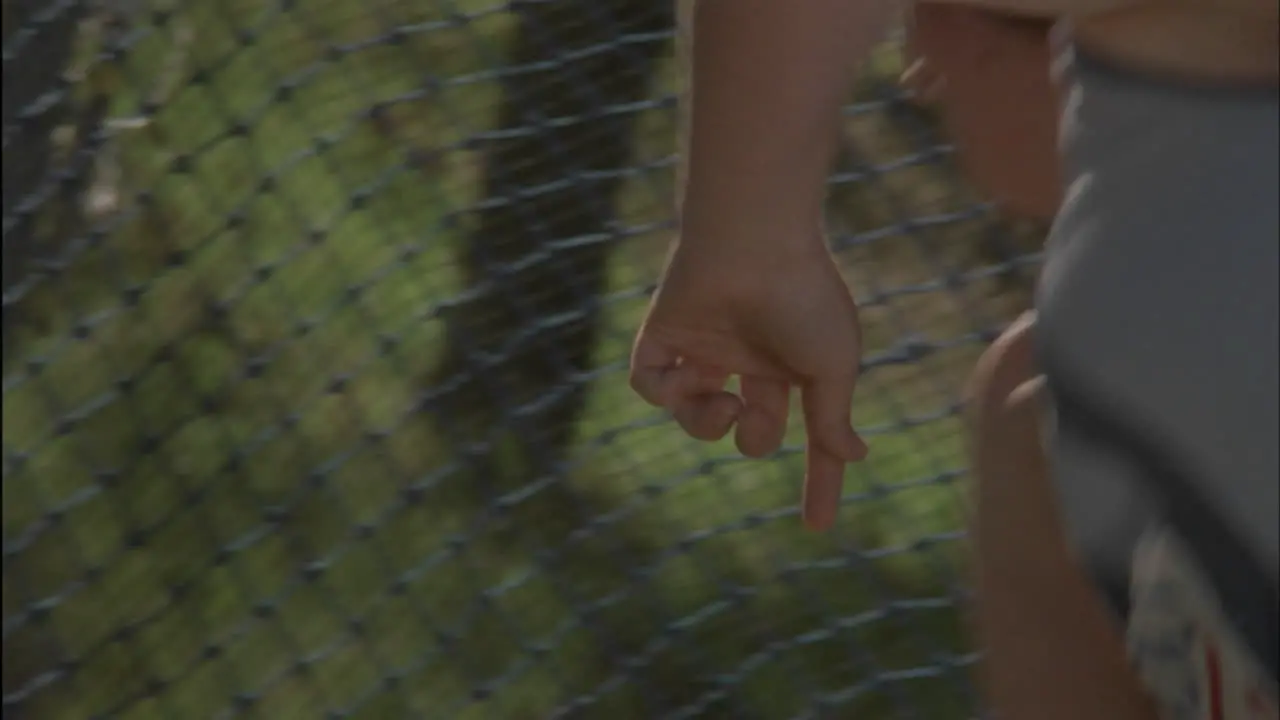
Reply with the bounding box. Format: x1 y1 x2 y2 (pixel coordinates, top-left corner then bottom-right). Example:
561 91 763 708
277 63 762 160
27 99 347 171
2 2 998 718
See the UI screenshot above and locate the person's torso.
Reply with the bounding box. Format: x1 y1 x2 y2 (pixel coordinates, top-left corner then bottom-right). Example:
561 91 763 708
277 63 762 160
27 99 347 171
940 0 1278 85
1072 6 1277 87
1034 9 1280 717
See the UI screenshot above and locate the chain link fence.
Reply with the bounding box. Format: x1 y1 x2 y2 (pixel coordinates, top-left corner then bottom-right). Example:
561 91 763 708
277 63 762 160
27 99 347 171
3 1 1046 718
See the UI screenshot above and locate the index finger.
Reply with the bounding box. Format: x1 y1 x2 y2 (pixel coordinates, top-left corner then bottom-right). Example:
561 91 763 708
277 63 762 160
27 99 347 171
799 372 868 531
801 444 846 532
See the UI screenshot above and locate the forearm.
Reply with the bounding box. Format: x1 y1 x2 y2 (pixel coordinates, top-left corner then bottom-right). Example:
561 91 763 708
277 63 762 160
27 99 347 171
1158 0 1277 19
679 0 897 248
914 0 1132 17
966 334 1161 720
919 0 1275 21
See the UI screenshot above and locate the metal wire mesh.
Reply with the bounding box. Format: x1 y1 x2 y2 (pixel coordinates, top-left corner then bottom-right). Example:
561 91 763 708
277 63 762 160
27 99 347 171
3 1 1045 718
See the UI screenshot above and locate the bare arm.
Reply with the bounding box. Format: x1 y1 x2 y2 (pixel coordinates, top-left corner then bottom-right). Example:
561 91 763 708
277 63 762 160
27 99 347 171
915 0 1135 17
905 5 1063 220
966 318 1162 720
679 0 897 253
1163 0 1277 16
918 0 1275 22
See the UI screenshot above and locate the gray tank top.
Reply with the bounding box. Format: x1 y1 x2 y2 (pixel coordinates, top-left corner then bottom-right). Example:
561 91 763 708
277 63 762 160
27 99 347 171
1034 37 1279 712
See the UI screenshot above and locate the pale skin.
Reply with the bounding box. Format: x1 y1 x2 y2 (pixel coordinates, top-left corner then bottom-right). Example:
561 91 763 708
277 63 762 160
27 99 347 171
901 8 1063 220
631 1 1277 718
631 0 897 533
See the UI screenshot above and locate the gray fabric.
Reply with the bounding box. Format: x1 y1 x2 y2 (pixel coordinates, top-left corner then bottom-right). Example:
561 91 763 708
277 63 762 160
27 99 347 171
1034 43 1279 672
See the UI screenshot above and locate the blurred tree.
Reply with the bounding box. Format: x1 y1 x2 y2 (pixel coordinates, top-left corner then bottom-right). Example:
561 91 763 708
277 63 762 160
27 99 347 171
2 2 123 345
431 0 675 480
2 3 118 705
3 0 83 325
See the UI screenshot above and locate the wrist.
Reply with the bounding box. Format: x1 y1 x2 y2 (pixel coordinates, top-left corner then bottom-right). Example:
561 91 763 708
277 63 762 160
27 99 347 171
678 183 828 254
672 212 834 285
677 208 828 259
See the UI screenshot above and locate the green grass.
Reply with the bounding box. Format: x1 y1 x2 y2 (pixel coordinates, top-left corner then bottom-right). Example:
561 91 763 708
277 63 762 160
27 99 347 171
0 3 1018 719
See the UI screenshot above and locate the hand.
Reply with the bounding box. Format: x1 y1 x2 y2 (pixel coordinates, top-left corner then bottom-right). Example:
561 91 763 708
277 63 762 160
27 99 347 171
903 5 1063 221
629 236 868 531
